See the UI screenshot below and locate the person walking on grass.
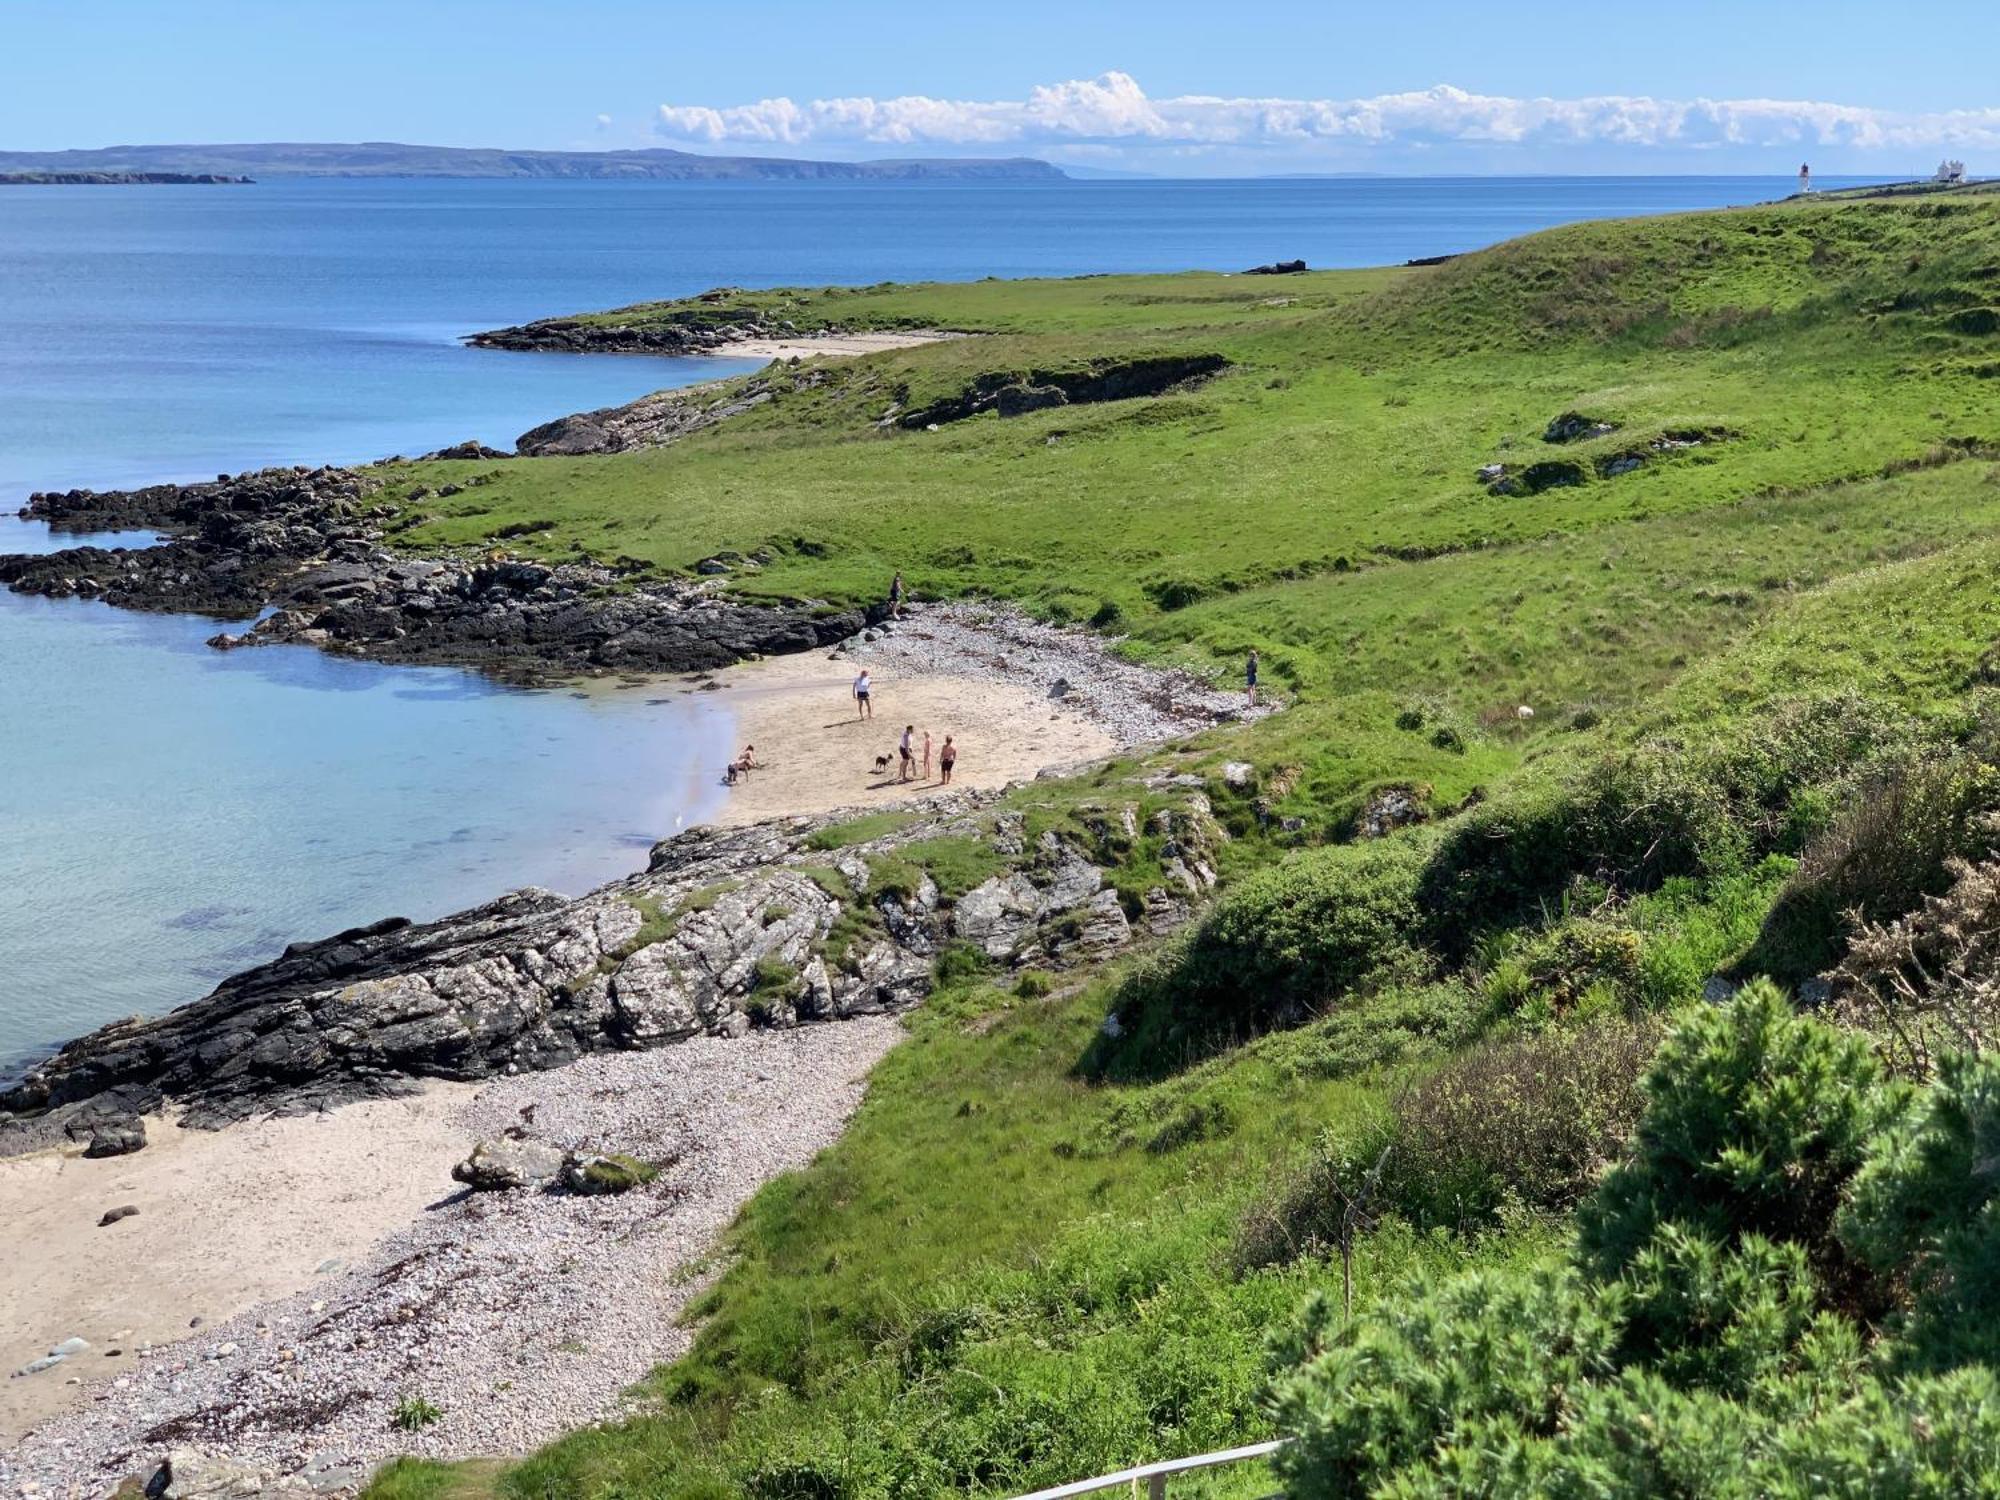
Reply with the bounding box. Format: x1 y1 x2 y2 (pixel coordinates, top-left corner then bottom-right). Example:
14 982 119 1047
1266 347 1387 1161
1245 648 1260 708
899 724 916 782
922 729 933 781
854 668 873 720
939 734 957 785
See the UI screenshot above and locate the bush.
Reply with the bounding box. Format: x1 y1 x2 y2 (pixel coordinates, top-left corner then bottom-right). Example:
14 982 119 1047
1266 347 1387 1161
1417 694 1912 956
1745 753 2000 979
1373 1017 1660 1231
1095 840 1428 1075
1576 980 1896 1302
1840 1051 2000 1369
1832 855 2000 1077
1264 1265 1621 1500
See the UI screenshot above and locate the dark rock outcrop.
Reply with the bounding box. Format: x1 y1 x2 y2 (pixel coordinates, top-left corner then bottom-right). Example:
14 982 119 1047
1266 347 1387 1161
1243 259 1307 275
516 383 773 456
1543 411 1618 444
5 467 870 682
900 354 1229 428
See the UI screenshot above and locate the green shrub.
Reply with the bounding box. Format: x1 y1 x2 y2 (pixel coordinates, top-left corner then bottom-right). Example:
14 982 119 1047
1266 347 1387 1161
1577 980 1897 1301
1264 1265 1621 1500
931 941 989 985
1840 1051 2000 1369
1418 695 1912 956
1615 1225 1822 1397
1094 839 1428 1075
391 1394 444 1432
1373 1017 1660 1232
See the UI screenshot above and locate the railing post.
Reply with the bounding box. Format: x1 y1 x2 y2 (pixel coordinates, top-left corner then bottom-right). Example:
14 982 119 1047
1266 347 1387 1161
1147 1474 1166 1500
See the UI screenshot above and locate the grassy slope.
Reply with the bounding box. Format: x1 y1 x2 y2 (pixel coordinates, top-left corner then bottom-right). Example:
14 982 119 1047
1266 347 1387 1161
368 192 2000 1497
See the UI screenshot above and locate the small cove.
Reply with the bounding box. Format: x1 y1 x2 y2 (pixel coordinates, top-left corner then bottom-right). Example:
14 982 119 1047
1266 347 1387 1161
0 515 730 1070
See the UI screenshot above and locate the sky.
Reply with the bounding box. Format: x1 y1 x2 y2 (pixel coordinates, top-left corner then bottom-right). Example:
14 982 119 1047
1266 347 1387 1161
4 0 1998 176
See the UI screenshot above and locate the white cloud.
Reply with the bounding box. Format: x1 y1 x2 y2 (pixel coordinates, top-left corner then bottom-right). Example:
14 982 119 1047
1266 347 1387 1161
595 113 613 131
655 73 2000 157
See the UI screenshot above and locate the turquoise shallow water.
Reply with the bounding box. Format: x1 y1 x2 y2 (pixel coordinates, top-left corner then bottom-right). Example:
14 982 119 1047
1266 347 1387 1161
0 513 730 1071
0 174 1872 1065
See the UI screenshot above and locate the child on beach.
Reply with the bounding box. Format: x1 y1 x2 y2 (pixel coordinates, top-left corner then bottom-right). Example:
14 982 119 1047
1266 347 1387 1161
939 735 957 785
922 729 933 780
853 669 873 719
724 745 757 784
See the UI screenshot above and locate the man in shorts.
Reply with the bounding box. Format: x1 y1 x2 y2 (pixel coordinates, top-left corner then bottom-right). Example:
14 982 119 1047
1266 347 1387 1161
899 724 916 782
854 669 873 719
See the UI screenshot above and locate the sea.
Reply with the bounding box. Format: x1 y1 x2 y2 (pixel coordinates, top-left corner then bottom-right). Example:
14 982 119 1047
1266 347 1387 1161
0 174 1869 1066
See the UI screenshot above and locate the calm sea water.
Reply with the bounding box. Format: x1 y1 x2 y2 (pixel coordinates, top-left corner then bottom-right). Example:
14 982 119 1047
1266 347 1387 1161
0 175 1863 1065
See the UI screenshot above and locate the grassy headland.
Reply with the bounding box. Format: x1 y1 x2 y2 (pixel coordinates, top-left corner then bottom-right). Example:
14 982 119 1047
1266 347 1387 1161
369 189 2000 1497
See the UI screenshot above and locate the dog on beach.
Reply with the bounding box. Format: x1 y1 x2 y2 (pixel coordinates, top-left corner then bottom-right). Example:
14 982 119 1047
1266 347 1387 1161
872 753 894 774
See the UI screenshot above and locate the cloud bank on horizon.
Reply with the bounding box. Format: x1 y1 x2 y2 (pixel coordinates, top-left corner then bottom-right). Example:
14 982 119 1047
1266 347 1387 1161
653 71 2000 171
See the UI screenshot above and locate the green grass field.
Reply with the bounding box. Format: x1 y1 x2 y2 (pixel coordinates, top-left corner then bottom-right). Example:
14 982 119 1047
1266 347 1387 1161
365 188 2000 1497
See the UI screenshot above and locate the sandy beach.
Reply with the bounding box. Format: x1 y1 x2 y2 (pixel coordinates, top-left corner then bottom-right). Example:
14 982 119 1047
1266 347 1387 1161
720 330 957 362
704 650 1117 827
0 1092 475 1448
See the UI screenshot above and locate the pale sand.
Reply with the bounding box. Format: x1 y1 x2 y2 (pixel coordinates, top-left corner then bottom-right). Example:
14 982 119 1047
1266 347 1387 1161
701 649 1117 827
0 1091 474 1446
720 330 955 361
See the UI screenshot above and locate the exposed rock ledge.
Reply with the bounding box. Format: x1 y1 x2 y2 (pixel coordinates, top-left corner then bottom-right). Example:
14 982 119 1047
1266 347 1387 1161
3 466 870 681
467 305 950 358
0 782 1224 1149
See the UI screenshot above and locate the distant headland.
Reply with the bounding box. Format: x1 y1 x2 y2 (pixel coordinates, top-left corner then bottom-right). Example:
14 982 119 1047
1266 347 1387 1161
0 142 1067 181
0 170 251 185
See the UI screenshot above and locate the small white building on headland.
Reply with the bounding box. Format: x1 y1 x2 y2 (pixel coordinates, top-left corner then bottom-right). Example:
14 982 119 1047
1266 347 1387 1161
1937 159 1968 184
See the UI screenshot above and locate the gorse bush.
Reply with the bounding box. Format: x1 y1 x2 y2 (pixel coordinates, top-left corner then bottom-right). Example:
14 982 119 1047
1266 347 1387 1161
1576 979 1896 1298
1840 1051 2000 1370
1265 984 2000 1497
1371 1017 1659 1232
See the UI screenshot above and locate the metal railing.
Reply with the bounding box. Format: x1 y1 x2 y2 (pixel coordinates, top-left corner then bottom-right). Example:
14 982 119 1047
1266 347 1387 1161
1003 1439 1286 1500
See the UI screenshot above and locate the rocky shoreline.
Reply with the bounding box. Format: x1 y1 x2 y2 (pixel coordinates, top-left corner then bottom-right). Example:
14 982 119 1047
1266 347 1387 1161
0 768 1225 1155
466 304 947 357
4 464 874 682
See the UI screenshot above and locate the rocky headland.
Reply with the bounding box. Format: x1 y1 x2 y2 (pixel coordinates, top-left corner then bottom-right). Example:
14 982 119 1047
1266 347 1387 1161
4 464 873 681
467 302 952 358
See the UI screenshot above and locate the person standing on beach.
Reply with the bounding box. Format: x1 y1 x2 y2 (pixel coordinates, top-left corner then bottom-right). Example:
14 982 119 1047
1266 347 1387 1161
922 729 933 780
899 724 916 782
888 570 905 620
939 735 957 785
1245 648 1260 707
854 668 873 719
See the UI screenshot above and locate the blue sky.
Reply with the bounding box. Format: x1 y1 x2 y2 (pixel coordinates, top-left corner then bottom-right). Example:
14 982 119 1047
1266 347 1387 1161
5 0 1998 174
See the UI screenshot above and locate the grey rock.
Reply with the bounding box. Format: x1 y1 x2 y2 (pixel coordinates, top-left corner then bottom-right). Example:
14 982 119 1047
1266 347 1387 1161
453 1135 566 1191
99 1204 140 1226
1218 760 1256 790
13 1354 66 1377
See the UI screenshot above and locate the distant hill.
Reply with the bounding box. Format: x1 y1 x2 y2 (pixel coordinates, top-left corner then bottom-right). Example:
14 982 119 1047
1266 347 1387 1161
0 170 250 185
0 142 1068 181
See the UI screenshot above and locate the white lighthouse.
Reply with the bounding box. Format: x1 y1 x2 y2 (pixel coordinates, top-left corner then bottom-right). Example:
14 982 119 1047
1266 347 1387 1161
1799 162 1812 195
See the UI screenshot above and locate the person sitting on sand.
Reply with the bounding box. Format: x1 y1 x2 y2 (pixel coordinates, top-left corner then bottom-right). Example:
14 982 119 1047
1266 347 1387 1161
899 724 916 782
939 734 957 785
854 668 873 719
922 729 933 780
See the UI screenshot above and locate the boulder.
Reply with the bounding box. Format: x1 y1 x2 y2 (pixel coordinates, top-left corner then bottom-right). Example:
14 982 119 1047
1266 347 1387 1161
453 1135 566 1192
83 1113 147 1158
560 1152 659 1195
